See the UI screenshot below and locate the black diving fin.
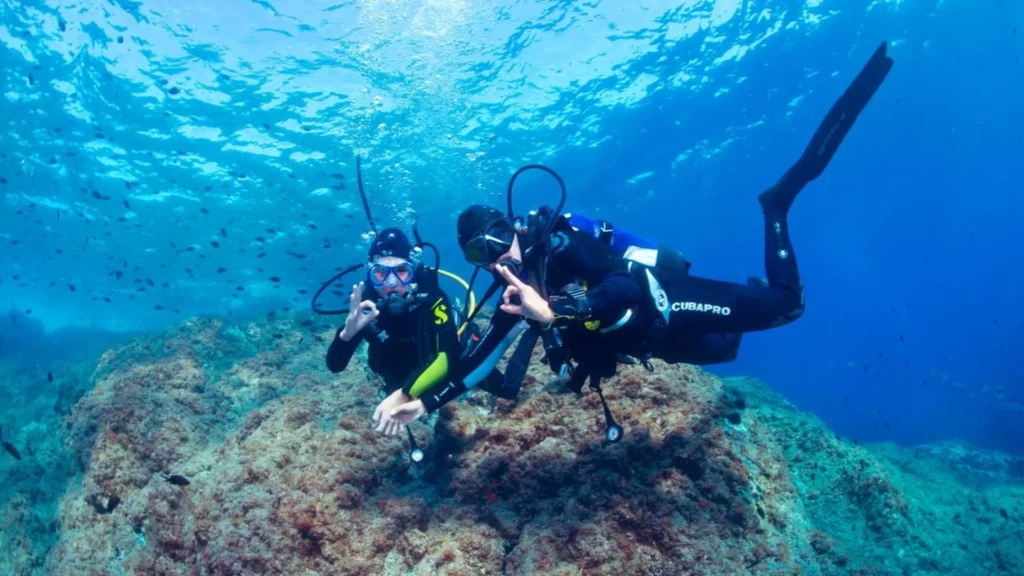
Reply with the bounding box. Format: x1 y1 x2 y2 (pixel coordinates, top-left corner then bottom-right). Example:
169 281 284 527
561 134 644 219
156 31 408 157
792 41 895 184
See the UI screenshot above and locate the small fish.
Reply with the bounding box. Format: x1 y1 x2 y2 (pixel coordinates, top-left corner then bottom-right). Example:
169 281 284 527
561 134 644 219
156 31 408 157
123 199 130 209
235 286 244 291
863 365 869 373
163 474 190 486
154 305 164 311
169 87 180 95
269 276 281 283
200 207 209 215
106 495 121 513
898 332 904 343
68 283 76 292
211 241 220 248
25 441 34 457
220 228 227 238
103 297 111 303
1000 509 1009 519
217 267 227 274
48 372 53 383
1 427 21 461
273 333 284 339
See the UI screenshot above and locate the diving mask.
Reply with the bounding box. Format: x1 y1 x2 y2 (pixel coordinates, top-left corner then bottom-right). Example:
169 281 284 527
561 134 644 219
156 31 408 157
368 262 416 288
462 217 516 267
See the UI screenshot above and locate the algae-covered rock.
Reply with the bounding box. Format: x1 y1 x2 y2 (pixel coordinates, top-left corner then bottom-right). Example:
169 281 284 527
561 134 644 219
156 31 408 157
1 313 1021 575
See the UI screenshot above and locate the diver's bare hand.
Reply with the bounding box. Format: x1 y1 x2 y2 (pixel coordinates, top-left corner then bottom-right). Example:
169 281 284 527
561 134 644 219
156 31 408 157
387 399 427 432
340 282 378 340
373 389 412 436
497 265 554 324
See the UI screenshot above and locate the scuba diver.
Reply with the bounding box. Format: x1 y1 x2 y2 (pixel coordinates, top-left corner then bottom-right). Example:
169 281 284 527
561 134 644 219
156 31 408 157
377 41 896 443
324 226 462 433
315 158 514 462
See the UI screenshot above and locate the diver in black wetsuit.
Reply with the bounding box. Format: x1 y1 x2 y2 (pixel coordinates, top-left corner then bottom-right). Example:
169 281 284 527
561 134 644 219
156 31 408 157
316 159 517 450
324 228 465 430
382 42 895 438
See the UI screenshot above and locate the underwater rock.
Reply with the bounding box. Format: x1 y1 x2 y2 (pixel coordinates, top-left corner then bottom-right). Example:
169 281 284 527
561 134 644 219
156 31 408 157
0 313 1021 574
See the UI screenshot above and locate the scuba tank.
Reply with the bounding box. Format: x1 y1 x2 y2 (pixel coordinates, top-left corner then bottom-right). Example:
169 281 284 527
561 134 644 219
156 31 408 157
564 212 656 254
563 212 686 272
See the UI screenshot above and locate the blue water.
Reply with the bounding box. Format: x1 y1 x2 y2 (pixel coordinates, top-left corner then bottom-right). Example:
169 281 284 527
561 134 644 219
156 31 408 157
1 0 1022 453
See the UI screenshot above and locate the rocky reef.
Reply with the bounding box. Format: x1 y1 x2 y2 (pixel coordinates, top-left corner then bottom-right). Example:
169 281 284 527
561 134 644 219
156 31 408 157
1 313 1022 575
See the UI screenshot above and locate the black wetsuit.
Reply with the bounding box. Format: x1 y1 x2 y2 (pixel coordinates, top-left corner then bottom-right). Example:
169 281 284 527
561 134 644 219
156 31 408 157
326 268 465 411
418 224 645 409
418 201 800 409
422 214 782 406
428 40 895 409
